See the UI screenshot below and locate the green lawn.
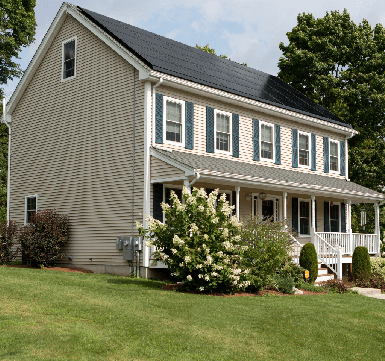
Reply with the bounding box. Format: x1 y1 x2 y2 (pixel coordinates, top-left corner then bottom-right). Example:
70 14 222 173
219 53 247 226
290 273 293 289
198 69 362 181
0 267 384 361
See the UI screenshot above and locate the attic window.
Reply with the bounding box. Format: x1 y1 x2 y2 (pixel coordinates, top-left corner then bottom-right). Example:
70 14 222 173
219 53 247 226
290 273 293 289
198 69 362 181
62 37 77 81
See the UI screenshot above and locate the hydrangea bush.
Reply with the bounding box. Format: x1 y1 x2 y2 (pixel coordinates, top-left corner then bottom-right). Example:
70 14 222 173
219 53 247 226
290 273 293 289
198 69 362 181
137 187 251 293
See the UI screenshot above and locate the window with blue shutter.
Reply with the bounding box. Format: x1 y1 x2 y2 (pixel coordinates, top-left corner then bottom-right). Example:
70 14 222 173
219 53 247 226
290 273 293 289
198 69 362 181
292 197 298 233
340 141 345 176
206 107 214 153
155 93 163 144
275 124 281 165
324 137 329 173
232 113 239 158
341 202 346 232
324 201 330 232
185 102 194 149
292 129 298 168
153 183 163 221
311 133 316 171
253 119 260 161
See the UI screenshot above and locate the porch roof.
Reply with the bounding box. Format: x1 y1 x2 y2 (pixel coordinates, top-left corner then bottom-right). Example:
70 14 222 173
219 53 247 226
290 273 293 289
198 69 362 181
151 148 385 202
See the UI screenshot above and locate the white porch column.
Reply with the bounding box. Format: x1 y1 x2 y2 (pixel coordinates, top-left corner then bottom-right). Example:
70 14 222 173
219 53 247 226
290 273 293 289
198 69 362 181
375 202 381 256
311 195 316 245
235 186 240 220
345 136 349 181
184 179 191 194
283 191 287 221
347 200 353 255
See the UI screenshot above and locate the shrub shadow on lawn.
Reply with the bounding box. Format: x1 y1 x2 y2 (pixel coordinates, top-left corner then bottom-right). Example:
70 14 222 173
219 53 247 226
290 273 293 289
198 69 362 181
105 278 162 290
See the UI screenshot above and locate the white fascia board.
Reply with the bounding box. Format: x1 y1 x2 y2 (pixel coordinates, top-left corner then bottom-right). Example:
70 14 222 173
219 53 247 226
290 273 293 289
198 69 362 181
149 71 358 138
150 176 187 184
150 148 194 176
6 3 151 115
196 171 385 202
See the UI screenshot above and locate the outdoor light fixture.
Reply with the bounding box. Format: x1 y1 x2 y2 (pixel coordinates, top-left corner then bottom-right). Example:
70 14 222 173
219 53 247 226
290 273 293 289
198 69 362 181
330 201 334 207
245 193 252 201
259 192 267 201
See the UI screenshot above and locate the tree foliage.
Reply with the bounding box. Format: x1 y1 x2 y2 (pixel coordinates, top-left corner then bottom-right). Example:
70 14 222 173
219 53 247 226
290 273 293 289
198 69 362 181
278 9 385 192
195 44 247 66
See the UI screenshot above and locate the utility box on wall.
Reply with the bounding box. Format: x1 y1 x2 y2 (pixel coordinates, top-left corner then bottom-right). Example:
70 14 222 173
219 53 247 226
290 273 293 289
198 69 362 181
117 236 142 261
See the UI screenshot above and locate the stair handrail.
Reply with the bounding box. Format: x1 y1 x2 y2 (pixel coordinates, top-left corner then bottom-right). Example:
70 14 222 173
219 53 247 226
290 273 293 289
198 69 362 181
315 232 342 280
290 234 302 266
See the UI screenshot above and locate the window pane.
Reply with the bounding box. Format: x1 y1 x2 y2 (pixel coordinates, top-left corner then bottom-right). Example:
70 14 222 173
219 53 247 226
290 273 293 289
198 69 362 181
166 101 181 123
300 201 310 235
63 40 75 79
330 204 339 232
261 141 272 159
216 114 230 133
299 149 309 166
299 134 308 150
261 124 272 142
27 197 36 211
166 121 181 142
330 142 338 157
216 132 229 151
300 201 309 218
64 40 75 61
300 218 309 235
330 156 338 171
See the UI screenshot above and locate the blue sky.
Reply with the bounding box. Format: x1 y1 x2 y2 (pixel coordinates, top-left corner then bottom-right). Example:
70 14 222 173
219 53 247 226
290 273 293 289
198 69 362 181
4 0 385 99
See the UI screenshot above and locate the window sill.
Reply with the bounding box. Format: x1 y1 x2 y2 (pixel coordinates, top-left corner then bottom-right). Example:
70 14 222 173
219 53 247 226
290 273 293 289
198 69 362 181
215 149 232 155
164 140 184 147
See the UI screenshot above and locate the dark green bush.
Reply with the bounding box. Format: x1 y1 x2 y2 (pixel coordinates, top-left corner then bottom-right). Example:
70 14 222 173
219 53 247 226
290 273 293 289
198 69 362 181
0 221 19 264
299 243 318 283
352 246 371 282
274 275 294 294
20 209 69 266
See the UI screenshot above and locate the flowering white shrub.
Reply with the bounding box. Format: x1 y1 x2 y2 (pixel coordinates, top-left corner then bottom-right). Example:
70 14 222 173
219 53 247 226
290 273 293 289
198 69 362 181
137 187 250 293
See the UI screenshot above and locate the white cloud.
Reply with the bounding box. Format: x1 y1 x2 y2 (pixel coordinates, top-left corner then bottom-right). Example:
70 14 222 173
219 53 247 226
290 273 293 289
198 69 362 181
166 28 180 40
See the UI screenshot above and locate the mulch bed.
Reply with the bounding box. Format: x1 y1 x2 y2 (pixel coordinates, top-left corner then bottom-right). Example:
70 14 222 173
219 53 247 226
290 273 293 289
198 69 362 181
2 265 93 273
160 283 327 296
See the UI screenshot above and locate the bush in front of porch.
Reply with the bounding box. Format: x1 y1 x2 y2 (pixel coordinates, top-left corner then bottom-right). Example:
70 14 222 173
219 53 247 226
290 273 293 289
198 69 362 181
299 243 318 283
352 246 371 282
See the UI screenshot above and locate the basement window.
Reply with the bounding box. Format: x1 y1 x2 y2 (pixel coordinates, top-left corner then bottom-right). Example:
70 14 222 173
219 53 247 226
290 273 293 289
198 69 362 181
62 37 77 81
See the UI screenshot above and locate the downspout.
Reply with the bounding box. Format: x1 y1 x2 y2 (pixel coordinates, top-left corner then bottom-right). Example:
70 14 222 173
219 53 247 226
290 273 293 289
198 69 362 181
189 172 200 188
2 99 11 223
152 78 163 147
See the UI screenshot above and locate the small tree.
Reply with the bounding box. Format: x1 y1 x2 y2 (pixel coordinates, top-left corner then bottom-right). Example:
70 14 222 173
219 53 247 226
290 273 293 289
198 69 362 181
19 209 69 266
299 243 318 283
0 220 18 264
137 187 250 293
352 246 371 282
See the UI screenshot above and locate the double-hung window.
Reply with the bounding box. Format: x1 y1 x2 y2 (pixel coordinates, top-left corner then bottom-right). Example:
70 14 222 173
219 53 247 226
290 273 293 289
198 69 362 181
260 122 274 160
299 200 310 235
163 96 185 146
298 132 310 167
214 110 232 153
25 195 38 224
329 140 339 172
62 37 77 81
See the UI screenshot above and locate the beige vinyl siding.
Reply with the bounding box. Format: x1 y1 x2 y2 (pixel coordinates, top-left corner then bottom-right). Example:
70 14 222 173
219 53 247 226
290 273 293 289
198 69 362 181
153 85 346 180
150 156 185 181
10 15 144 268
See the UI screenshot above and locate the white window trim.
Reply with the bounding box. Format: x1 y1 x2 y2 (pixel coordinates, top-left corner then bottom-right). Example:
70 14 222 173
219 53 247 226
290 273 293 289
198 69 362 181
24 194 38 225
298 198 311 236
329 139 340 174
61 36 77 82
329 202 341 232
259 120 275 162
298 130 311 169
163 96 185 147
214 109 232 155
252 193 282 222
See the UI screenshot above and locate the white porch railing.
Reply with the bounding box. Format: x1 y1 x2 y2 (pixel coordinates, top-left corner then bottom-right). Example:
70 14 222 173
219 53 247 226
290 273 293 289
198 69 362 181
315 232 378 255
353 233 377 254
315 232 342 280
290 234 302 266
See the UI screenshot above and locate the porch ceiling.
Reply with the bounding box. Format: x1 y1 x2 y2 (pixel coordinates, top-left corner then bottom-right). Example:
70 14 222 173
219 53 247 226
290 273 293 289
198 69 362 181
151 147 385 202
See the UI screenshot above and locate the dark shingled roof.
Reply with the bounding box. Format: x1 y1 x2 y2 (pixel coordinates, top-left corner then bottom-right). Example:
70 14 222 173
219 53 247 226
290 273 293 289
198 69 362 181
152 148 384 199
79 6 352 129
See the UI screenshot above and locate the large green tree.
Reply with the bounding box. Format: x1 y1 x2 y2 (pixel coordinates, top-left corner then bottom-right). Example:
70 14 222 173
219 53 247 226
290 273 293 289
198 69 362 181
278 9 385 192
0 0 36 220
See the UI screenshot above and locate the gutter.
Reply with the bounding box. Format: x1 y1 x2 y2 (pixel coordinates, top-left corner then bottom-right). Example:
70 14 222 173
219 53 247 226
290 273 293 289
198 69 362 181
2 99 11 223
152 77 163 147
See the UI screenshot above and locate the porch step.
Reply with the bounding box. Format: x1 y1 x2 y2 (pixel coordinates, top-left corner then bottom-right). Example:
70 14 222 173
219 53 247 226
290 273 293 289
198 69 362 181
315 273 335 283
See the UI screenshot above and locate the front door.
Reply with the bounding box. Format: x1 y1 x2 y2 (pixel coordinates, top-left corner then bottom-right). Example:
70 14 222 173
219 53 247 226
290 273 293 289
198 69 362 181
253 194 281 221
261 199 275 221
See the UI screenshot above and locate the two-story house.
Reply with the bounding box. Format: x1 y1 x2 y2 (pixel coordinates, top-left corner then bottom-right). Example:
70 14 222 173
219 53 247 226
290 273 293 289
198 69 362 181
3 3 384 279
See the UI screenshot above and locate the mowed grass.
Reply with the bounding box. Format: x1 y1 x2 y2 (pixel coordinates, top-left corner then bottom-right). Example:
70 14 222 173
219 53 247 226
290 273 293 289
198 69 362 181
0 267 384 361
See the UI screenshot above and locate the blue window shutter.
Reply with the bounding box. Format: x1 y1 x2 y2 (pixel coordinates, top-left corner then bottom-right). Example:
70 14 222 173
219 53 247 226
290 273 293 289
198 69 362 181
155 93 163 144
324 137 329 173
340 141 345 176
311 133 316 171
341 203 346 233
206 107 214 153
292 198 298 234
153 183 163 221
185 102 194 149
232 113 239 158
253 119 260 161
324 201 330 232
275 124 281 165
292 129 298 168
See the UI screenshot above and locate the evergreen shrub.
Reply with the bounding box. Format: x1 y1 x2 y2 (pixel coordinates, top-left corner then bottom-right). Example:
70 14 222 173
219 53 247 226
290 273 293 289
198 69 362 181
299 243 318 283
352 246 371 282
